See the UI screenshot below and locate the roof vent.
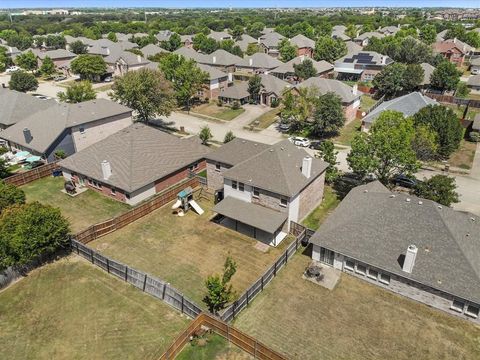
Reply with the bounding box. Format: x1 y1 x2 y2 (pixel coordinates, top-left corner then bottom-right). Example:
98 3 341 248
23 127 32 143
389 194 395 198
438 205 442 209
406 198 411 203
418 201 423 205
471 217 476 221
302 156 312 179
363 189 368 193
466 233 470 237
101 160 112 180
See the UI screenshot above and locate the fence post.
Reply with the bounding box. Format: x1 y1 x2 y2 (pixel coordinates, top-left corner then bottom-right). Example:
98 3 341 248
143 273 148 291
285 250 288 264
106 258 110 273
90 248 94 263
274 261 277 276
261 275 264 291
181 295 184 314
254 341 257 359
162 283 167 299
232 302 236 319
246 289 249 306
124 266 128 281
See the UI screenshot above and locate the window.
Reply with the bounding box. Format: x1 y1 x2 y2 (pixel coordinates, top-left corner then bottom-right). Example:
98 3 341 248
379 273 391 285
253 187 260 198
239 182 245 192
344 260 354 271
231 181 237 190
280 197 288 207
466 304 479 318
125 193 130 200
215 163 221 172
355 264 366 275
367 268 379 280
79 126 85 134
189 162 198 171
111 188 116 195
451 299 465 313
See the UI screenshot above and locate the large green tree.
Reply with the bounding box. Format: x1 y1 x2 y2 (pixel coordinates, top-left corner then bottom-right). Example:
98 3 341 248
39 56 55 76
69 40 88 54
70 54 107 81
317 140 339 184
314 36 347 63
419 24 437 45
110 68 175 123
293 59 317 80
279 39 297 62
15 50 38 72
415 175 459 207
373 63 423 98
248 75 262 104
58 80 96 103
311 92 345 136
430 61 462 92
9 71 38 92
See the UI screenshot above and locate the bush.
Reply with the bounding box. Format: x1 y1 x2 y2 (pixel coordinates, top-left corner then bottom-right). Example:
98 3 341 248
0 146 7 155
216 99 223 107
54 149 66 159
8 71 38 92
270 98 280 108
469 131 480 143
231 101 240 110
0 181 25 213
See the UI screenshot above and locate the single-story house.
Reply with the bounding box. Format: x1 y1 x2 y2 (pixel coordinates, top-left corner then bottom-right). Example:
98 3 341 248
0 99 132 162
235 52 283 75
271 56 333 82
258 31 285 58
210 139 328 246
235 34 258 52
470 57 480 75
420 62 436 88
310 181 480 324
289 34 315 58
218 82 250 104
361 92 437 131
60 123 210 205
468 75 480 91
208 31 233 42
0 88 56 130
353 31 385 47
334 51 394 82
140 44 170 58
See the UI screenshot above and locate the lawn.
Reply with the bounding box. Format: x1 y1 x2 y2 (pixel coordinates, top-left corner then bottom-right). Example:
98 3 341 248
176 333 252 360
359 94 377 112
234 252 480 360
192 102 245 121
248 107 281 130
21 177 130 233
0 256 190 360
332 118 361 146
302 186 340 230
446 140 477 170
89 196 287 308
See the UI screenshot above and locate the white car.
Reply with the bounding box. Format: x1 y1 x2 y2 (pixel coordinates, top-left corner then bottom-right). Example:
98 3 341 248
5 66 20 73
289 136 311 147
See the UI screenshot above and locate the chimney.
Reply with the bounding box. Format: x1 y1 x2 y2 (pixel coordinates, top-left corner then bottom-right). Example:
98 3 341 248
300 54 305 62
212 56 217 64
402 245 418 273
381 55 386 65
106 47 110 55
453 37 457 43
249 57 253 66
101 160 112 180
352 84 358 95
137 54 142 63
302 156 312 179
23 128 32 143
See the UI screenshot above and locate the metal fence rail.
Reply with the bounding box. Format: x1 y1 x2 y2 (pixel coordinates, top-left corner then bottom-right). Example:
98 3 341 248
71 239 203 319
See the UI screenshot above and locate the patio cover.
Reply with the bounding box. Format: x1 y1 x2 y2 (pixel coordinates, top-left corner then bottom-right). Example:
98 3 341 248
213 196 287 234
334 67 364 74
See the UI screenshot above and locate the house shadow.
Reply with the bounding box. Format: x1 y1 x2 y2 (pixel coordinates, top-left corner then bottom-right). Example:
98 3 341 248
397 254 405 268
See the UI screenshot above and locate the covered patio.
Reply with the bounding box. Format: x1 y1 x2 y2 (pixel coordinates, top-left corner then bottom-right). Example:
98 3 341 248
213 196 288 247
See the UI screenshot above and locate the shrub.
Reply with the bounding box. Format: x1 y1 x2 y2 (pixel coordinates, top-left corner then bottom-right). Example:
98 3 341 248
216 99 223 107
469 132 480 143
231 101 240 110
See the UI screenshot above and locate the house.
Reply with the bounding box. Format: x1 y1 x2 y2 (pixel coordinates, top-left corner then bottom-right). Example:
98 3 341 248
258 31 285 58
420 62 436 87
378 25 401 36
467 75 480 91
208 31 233 42
361 92 437 131
271 56 333 82
334 51 394 81
0 99 132 162
289 34 315 58
235 34 258 52
218 82 250 104
34 49 76 73
432 40 468 67
470 57 480 75
156 30 174 43
197 64 229 100
436 29 448 42
104 51 150 76
140 44 170 58
353 31 385 47
332 25 351 41
235 52 283 75
0 44 21 58
199 49 242 81
209 139 328 246
180 35 194 48
59 123 209 205
0 88 56 130
310 181 480 324
87 39 138 57
294 78 361 121
345 40 362 55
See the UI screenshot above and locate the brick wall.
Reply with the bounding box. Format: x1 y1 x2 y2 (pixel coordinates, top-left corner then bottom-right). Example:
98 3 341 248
251 188 289 214
344 102 359 121
71 173 127 202
206 160 231 191
297 47 313 58
154 160 206 193
298 172 325 221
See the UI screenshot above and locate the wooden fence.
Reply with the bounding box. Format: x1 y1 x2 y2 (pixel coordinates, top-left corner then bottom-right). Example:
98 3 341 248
71 239 203 318
424 92 480 109
74 177 200 244
159 313 288 360
3 161 59 186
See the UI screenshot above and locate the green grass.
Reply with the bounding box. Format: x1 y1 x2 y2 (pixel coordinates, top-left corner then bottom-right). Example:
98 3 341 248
249 107 281 129
332 119 361 146
302 186 340 230
0 256 190 360
214 107 245 120
197 169 207 178
21 177 130 233
234 252 480 360
192 103 245 121
176 333 251 360
359 94 377 112
6 164 21 174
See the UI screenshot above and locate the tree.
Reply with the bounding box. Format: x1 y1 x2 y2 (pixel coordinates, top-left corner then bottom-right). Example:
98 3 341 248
279 39 297 62
246 43 260 56
40 56 55 76
413 105 463 158
246 22 265 38
403 64 424 92
15 50 37 72
373 63 405 98
0 46 12 73
107 32 118 42
110 68 175 123
411 124 438 161
69 40 88 55
455 82 470 99
58 80 96 103
293 59 317 80
0 181 25 212
203 256 237 314
464 31 480 49
9 71 38 92
347 111 418 184
0 159 11 179
420 24 437 45
396 37 432 64
415 175 459 207
199 125 213 145
345 24 357 39
430 61 462 92
224 131 236 143
317 141 339 183
230 25 244 40
248 75 262 104
70 54 107 81
314 36 347 63
311 92 345 136
160 33 181 52
193 33 218 54
0 202 70 270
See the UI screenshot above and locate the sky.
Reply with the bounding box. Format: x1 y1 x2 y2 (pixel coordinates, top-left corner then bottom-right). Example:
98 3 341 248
1 1 479 9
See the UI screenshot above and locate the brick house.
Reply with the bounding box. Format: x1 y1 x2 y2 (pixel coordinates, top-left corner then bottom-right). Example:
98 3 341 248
258 31 285 58
60 123 210 205
310 181 480 324
289 34 315 58
271 56 333 83
207 138 328 246
33 48 77 74
432 40 468 67
334 51 393 82
235 52 283 75
197 63 229 100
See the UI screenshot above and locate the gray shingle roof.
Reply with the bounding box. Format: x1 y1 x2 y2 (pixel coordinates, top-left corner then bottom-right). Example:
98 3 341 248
59 123 210 193
208 31 233 42
219 82 250 100
336 51 393 67
468 75 480 87
420 63 435 86
36 49 76 60
473 113 480 131
174 47 207 63
197 63 228 81
140 44 170 58
289 34 315 49
156 30 173 42
345 41 362 55
354 31 385 41
259 32 285 48
105 50 149 66
0 99 132 154
259 74 291 96
363 92 437 124
295 78 361 104
272 56 333 75
236 52 283 69
206 137 270 165
310 181 480 305
202 49 242 66
471 57 480 66
222 139 328 197
213 196 287 233
235 34 258 51
0 88 57 127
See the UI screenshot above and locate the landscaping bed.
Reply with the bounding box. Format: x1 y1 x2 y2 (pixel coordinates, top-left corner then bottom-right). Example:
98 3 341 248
191 102 245 121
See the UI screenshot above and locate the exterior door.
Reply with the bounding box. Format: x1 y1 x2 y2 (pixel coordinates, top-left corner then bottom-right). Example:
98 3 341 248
319 247 334 266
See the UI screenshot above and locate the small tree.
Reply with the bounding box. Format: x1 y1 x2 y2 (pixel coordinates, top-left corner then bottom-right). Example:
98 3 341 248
58 80 96 103
314 36 347 63
311 92 345 136
199 125 213 145
54 149 67 159
246 43 260 56
455 82 470 99
107 32 118 42
9 71 38 92
69 40 88 54
203 256 237 314
415 175 459 207
40 56 55 76
317 140 339 183
0 181 25 212
293 59 317 80
231 100 240 110
248 75 262 104
223 131 235 143
430 61 462 92
70 54 107 81
411 124 439 161
15 50 37 72
279 39 297 62
0 159 11 179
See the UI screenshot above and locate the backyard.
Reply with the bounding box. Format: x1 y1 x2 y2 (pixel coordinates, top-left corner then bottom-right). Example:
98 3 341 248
21 177 130 233
191 102 245 121
89 195 288 308
177 333 252 360
234 251 480 360
332 118 361 146
0 256 190 360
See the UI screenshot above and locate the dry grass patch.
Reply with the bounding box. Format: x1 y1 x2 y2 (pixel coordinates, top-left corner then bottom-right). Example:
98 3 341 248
234 252 480 360
446 140 477 170
249 107 281 129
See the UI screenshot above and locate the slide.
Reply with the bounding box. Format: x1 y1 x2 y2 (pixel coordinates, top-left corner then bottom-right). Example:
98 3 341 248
171 199 182 210
189 200 204 215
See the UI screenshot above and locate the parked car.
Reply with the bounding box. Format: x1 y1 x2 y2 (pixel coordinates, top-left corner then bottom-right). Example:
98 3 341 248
103 76 112 82
309 140 324 150
278 122 290 132
289 136 311 147
6 66 20 73
393 174 417 189
54 75 67 81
